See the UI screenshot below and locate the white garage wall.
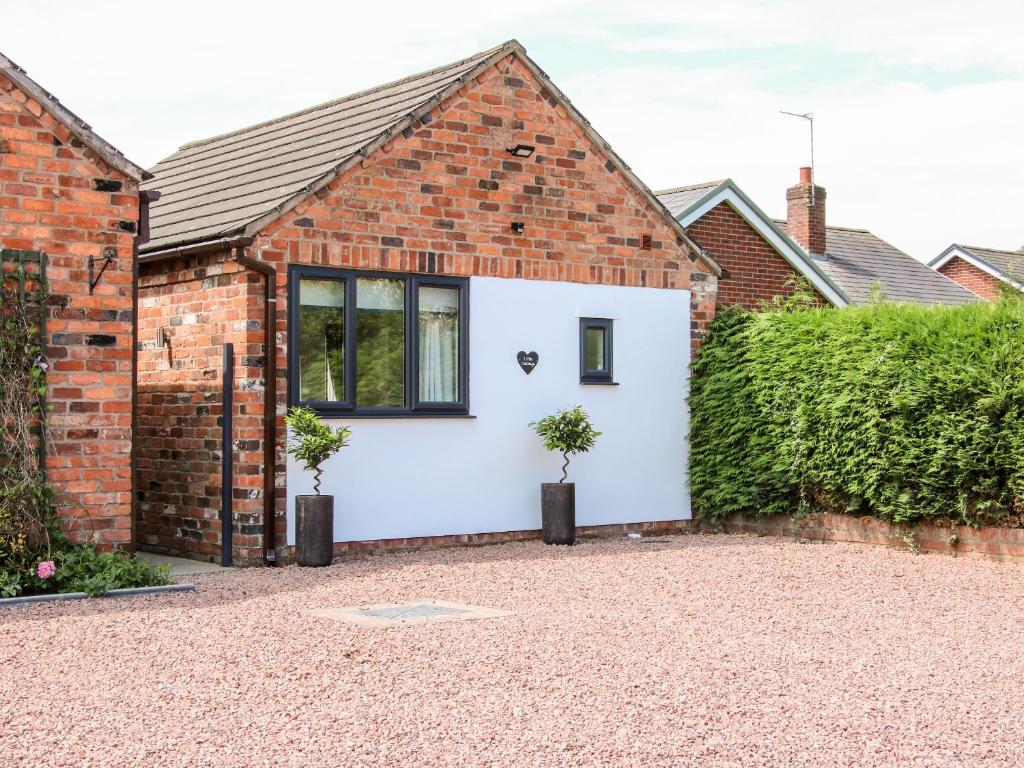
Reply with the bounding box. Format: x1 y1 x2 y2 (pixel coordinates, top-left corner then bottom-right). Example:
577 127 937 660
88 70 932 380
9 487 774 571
286 276 692 544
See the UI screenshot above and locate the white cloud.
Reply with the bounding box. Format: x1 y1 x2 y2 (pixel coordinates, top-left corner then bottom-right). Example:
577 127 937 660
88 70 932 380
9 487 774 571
2 0 1021 259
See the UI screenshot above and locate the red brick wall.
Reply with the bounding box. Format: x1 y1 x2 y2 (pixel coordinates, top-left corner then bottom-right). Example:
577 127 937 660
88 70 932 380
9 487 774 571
139 51 717 561
136 255 266 561
0 77 139 548
686 202 827 309
937 256 1003 301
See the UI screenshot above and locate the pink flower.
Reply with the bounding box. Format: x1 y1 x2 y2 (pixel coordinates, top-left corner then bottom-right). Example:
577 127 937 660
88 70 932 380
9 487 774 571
37 560 56 580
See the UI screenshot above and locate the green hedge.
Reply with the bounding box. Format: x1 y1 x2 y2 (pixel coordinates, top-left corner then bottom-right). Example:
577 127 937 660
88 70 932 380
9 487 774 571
689 298 1024 526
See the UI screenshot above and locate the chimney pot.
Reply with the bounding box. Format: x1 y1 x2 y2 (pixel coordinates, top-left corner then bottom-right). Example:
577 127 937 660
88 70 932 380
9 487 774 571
799 166 812 184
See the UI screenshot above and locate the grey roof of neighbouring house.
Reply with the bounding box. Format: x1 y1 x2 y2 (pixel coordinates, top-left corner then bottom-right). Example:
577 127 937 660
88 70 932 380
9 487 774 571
657 179 849 306
657 181 725 218
0 51 148 181
949 245 1023 280
140 40 720 274
777 222 977 305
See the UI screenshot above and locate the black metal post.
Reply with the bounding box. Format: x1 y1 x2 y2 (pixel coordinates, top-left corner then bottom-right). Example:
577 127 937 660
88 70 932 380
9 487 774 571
221 343 234 567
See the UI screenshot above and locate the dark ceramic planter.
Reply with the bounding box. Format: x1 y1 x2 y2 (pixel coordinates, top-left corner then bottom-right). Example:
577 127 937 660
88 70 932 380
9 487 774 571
295 495 334 567
541 483 575 545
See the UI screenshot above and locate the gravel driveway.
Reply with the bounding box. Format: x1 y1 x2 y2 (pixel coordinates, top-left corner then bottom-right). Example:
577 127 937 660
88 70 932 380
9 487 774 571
3 533 1024 767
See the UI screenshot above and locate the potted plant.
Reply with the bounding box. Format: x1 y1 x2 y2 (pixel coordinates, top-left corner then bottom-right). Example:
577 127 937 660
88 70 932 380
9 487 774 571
529 405 601 545
285 406 352 566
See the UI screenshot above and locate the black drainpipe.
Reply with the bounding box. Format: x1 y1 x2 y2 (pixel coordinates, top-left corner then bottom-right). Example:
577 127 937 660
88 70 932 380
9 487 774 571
233 245 278 564
131 189 160 550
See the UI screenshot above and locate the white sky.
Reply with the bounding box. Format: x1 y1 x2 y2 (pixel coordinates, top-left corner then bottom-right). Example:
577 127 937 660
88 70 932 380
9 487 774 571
4 0 1022 259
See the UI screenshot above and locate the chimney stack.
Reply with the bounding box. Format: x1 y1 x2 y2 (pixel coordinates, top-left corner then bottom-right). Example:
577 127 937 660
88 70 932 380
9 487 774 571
786 166 827 257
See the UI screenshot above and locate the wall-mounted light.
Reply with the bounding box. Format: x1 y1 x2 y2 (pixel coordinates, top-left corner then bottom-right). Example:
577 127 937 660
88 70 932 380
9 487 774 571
506 144 535 158
511 222 525 235
156 327 169 348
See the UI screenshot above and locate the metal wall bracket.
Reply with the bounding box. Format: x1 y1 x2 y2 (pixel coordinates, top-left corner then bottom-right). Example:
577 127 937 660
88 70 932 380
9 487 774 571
87 248 116 293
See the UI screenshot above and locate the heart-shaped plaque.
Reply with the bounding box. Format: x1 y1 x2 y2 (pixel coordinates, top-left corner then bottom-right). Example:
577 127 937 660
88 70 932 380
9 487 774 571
517 350 539 375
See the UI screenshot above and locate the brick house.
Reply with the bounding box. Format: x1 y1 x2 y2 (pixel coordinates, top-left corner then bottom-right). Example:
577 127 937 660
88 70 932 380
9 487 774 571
1 52 154 548
929 244 1022 300
136 40 721 564
658 175 845 308
658 169 976 308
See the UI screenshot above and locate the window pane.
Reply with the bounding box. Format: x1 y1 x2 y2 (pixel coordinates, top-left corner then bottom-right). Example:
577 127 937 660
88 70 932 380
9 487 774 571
585 326 606 371
298 278 344 401
357 278 405 408
418 286 460 402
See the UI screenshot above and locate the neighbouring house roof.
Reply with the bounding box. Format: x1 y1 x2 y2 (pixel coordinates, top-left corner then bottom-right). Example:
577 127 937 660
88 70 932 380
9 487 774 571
657 181 725 217
929 244 1024 289
658 176 974 306
141 41 720 275
784 225 977 305
0 51 148 182
657 179 849 306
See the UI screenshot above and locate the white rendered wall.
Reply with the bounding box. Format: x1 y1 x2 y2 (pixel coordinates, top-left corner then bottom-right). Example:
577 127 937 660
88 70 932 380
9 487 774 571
286 276 692 544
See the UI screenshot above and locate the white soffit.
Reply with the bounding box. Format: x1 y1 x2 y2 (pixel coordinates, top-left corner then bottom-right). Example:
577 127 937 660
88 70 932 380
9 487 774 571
678 184 848 307
930 245 1024 290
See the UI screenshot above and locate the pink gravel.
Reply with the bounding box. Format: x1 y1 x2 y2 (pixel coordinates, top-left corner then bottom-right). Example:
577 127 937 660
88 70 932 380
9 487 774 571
3 533 1024 767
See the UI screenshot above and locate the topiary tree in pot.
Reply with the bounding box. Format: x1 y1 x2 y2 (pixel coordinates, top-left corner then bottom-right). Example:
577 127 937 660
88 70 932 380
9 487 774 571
529 405 601 545
285 406 351 566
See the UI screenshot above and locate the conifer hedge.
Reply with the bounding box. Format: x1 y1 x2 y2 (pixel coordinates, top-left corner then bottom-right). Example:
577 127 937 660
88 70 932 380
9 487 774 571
689 298 1024 526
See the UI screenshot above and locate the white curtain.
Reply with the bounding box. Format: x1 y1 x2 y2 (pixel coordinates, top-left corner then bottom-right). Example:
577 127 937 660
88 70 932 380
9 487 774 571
419 286 459 402
419 313 458 401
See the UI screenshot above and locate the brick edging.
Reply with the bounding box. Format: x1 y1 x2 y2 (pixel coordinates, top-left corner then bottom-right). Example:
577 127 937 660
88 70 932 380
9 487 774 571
717 513 1024 563
275 519 697 562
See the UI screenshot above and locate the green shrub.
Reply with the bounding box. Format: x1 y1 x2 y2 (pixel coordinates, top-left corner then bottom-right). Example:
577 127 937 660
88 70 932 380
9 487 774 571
285 406 352 494
48 546 172 597
689 297 1024 526
1 546 172 599
530 405 601 483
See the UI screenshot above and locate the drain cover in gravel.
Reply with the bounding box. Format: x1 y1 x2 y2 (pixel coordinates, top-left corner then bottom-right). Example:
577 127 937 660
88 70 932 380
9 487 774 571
308 600 510 626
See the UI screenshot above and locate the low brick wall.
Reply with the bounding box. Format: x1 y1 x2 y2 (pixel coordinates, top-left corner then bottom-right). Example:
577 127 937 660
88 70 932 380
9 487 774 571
720 513 1024 563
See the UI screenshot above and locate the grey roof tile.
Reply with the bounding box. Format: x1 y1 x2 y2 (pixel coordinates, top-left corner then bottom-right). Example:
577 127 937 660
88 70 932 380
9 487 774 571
788 224 977 305
142 43 508 251
140 42 722 276
959 245 1024 281
656 181 725 218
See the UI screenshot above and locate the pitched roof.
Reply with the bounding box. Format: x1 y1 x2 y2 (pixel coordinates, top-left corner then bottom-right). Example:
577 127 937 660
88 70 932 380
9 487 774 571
141 41 719 275
0 50 148 182
660 176 974 306
657 179 848 306
657 181 725 218
783 224 977 305
930 244 1023 286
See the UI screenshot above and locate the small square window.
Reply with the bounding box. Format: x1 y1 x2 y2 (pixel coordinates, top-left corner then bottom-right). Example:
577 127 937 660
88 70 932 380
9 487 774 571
580 318 614 384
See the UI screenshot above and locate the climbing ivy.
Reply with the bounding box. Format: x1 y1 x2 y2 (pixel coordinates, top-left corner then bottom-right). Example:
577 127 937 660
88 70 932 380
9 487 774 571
0 261 56 579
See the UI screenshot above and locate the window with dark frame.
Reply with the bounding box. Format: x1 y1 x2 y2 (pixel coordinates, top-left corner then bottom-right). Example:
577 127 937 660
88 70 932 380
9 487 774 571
580 317 614 384
289 266 469 417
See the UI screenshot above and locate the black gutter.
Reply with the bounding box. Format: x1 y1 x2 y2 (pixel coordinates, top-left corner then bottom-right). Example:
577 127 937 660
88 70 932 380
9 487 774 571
137 235 254 265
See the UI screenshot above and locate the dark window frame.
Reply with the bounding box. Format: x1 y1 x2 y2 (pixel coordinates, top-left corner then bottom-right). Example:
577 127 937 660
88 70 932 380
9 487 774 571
288 265 470 417
579 317 615 384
